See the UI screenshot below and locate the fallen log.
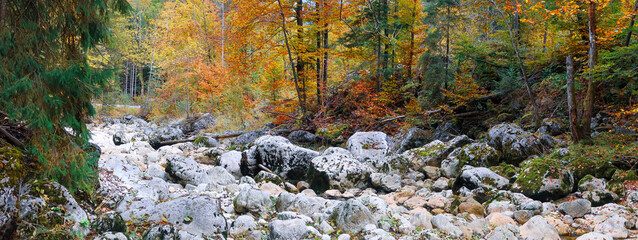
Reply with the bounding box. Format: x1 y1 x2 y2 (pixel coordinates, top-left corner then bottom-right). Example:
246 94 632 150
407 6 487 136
0 126 25 149
441 111 484 119
152 132 246 149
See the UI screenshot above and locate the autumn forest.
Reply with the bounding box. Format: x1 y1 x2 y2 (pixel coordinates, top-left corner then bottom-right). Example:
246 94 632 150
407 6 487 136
2 0 638 238
95 0 636 136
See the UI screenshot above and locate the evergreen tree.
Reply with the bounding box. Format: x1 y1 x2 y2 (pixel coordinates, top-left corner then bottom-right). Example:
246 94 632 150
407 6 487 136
0 0 129 192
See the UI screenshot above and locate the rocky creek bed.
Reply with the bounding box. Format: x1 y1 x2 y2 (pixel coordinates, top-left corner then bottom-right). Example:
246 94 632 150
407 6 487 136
2 114 638 240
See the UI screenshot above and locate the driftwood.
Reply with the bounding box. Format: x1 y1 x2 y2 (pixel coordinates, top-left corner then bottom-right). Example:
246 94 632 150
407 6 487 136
378 115 406 123
258 164 273 173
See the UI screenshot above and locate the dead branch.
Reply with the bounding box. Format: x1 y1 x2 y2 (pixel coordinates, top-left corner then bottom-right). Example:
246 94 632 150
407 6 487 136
0 126 25 149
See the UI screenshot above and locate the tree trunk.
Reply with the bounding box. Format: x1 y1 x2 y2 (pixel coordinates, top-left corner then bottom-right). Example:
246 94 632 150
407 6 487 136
488 0 539 127
566 55 582 142
295 0 306 109
221 0 225 67
625 0 638 46
445 6 450 89
322 25 328 106
0 0 6 26
316 20 322 106
542 21 548 53
513 0 520 42
376 35 382 92
277 0 306 117
582 0 597 136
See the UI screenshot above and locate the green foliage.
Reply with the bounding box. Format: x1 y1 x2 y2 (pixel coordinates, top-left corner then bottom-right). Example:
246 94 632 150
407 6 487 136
0 0 129 193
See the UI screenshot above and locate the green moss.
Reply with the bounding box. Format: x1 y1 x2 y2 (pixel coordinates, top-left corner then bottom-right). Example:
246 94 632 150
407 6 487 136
449 196 461 212
193 136 212 147
609 170 638 194
29 180 68 206
415 142 445 158
489 163 519 180
317 124 348 140
0 147 26 186
577 174 595 187
513 158 568 200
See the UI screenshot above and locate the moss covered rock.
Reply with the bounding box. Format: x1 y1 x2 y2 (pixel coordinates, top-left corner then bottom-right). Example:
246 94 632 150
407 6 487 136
489 163 519 181
565 157 616 183
441 142 500 177
608 170 638 194
511 158 574 201
402 135 473 171
487 123 548 165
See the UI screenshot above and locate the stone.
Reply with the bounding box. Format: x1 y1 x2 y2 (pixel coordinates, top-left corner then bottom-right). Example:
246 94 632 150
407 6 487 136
513 210 533 224
98 232 128 240
230 215 258 235
453 166 510 193
512 159 574 201
275 192 335 218
232 130 267 146
431 214 464 237
165 156 210 186
440 143 499 178
576 232 613 240
403 196 427 209
144 164 168 180
458 198 485 217
143 225 178 240
318 220 334 234
220 150 242 179
536 118 564 136
268 219 311 240
578 176 618 207
558 199 591 218
331 199 375 234
324 189 342 199
544 216 571 236
207 166 236 186
389 127 431 153
487 123 547 164
113 131 127 146
307 147 373 192
402 135 473 171
175 113 216 135
485 225 518 240
487 201 515 214
234 188 274 214
594 216 629 239
126 195 227 236
346 131 390 169
519 216 560 240
148 127 184 149
288 130 319 145
423 166 441 180
260 182 285 196
431 178 450 191
371 173 402 192
92 212 126 234
487 212 517 227
242 135 319 180
193 134 220 148
409 211 433 229
254 171 284 184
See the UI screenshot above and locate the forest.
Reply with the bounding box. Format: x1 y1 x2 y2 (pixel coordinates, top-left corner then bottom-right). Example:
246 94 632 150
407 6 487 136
91 0 638 138
1 0 638 239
